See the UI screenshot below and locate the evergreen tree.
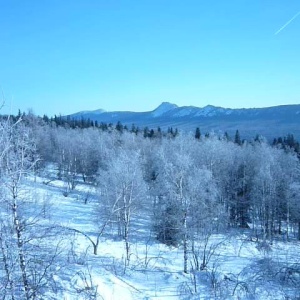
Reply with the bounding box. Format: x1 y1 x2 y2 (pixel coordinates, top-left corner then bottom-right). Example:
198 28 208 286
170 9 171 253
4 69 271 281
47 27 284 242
157 127 162 138
149 129 155 138
195 127 201 140
130 124 136 133
143 127 149 138
115 121 124 133
42 114 49 124
286 133 295 148
234 130 242 145
174 128 178 137
224 131 230 141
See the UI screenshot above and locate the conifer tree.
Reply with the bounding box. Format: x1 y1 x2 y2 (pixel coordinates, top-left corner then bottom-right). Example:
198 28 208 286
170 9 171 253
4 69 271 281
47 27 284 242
195 127 201 140
234 130 242 145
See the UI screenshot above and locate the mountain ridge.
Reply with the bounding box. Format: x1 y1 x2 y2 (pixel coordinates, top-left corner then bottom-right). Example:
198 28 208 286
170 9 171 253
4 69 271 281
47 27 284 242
67 102 300 140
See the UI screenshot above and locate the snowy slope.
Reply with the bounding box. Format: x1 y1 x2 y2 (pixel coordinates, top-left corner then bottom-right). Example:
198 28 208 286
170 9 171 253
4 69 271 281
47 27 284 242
14 169 300 300
151 102 178 117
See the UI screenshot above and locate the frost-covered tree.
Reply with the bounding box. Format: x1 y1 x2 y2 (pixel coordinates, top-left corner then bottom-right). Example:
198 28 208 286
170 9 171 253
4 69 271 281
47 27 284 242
248 143 296 241
97 136 147 264
151 137 223 273
0 119 64 299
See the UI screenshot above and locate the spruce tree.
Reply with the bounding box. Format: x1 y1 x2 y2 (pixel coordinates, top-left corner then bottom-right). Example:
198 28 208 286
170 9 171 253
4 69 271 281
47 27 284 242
234 130 242 145
195 127 201 140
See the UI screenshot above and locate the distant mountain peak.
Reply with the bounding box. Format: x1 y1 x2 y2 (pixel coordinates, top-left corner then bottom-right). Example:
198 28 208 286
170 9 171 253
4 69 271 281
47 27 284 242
152 102 178 117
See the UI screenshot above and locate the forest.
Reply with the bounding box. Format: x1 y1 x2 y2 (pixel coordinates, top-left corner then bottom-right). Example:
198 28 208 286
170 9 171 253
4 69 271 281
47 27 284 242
1 112 300 299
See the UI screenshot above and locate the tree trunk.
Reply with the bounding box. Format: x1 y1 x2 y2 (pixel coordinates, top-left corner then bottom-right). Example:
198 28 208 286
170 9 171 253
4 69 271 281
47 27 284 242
12 202 30 300
183 212 188 274
0 232 15 300
93 243 98 255
123 192 131 266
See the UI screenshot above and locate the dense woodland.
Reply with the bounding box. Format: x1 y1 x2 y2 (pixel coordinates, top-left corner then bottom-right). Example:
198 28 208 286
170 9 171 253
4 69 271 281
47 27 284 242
5 111 300 241
1 111 300 298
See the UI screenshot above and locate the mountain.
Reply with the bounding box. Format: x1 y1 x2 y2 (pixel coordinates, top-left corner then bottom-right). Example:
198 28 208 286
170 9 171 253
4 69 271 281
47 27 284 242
151 102 178 117
67 102 300 140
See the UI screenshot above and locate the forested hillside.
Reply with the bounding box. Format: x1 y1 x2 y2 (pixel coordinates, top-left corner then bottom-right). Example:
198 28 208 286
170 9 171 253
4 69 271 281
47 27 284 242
1 113 300 299
67 102 300 140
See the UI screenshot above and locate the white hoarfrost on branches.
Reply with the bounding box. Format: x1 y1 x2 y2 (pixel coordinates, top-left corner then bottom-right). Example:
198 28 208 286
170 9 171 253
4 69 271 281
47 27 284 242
1 112 300 299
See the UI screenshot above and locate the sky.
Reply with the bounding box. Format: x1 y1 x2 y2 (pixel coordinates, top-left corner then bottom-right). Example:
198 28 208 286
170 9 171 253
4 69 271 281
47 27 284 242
0 0 299 116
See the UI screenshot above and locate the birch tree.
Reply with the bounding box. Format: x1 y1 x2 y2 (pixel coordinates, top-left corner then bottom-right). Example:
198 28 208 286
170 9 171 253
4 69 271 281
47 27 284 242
97 143 147 265
152 137 221 273
0 120 64 299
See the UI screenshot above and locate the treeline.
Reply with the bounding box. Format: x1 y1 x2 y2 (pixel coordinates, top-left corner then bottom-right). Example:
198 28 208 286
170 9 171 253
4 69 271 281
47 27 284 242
1 111 180 138
4 111 300 155
273 133 300 154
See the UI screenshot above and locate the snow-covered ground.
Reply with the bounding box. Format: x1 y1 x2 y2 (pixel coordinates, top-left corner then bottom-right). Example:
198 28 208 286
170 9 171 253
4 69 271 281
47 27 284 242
18 173 300 300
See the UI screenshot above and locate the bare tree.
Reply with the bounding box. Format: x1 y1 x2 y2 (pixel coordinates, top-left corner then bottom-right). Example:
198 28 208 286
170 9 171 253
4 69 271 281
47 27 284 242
151 137 223 273
0 120 65 299
97 142 147 265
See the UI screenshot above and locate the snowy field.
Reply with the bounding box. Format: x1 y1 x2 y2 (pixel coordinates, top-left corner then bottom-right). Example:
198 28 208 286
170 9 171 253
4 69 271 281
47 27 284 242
11 171 299 300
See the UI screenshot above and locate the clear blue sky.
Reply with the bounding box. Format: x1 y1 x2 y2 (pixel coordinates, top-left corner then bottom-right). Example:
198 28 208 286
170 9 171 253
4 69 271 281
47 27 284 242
0 0 299 116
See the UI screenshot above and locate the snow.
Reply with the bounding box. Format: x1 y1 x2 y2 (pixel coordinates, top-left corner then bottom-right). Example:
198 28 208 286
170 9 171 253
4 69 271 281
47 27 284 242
151 102 178 117
9 171 300 300
174 108 196 117
79 109 106 115
152 104 236 118
192 105 234 117
93 109 106 114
